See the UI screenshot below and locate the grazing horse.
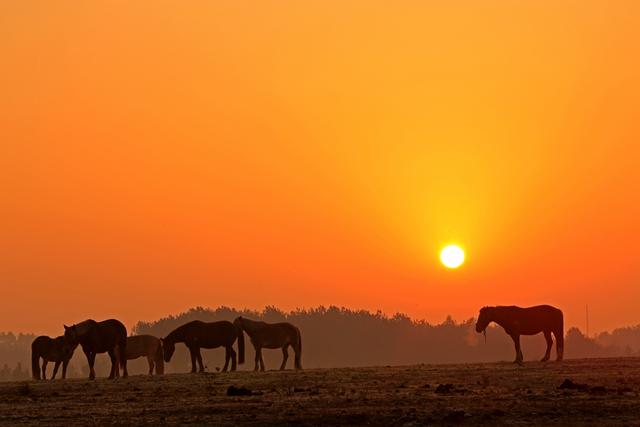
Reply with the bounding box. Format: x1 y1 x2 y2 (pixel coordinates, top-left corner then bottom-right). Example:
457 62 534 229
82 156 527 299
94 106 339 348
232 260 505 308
62 319 128 379
475 305 564 364
162 320 244 373
234 316 302 371
124 335 164 375
31 336 77 380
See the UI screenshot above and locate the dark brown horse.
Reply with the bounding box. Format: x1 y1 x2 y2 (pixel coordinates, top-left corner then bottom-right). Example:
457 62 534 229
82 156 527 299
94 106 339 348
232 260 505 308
62 319 128 379
125 335 164 375
234 316 302 371
162 320 244 373
31 336 77 380
475 305 564 363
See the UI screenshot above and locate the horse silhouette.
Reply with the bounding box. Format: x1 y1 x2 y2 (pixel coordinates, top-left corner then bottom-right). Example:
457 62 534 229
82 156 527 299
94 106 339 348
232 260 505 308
162 320 244 373
234 316 302 371
124 335 164 375
475 305 564 363
63 319 128 379
31 336 77 380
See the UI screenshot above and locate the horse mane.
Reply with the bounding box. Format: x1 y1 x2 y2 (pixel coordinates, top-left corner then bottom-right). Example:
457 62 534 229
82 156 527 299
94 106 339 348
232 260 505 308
237 317 268 331
165 320 202 342
239 317 266 326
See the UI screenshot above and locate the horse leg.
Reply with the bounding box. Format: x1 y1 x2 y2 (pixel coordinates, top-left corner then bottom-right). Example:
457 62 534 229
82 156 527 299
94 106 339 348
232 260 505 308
42 360 48 380
254 346 261 371
189 347 197 373
222 347 230 372
51 361 60 380
280 346 289 370
114 348 121 378
223 346 236 372
229 346 237 371
554 330 564 361
119 345 128 378
147 355 154 375
259 348 266 372
86 351 96 380
62 360 68 379
511 334 523 364
541 331 553 362
108 349 117 379
196 348 205 373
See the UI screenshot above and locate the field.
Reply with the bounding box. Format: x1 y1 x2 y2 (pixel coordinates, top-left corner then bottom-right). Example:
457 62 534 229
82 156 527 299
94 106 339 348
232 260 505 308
1 358 639 426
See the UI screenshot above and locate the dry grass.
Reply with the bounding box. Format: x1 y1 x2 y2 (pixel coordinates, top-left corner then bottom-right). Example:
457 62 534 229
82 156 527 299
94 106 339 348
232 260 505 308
1 358 639 426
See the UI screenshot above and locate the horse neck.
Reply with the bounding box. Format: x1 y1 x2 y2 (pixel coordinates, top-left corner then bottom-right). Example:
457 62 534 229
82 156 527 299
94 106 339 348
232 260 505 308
165 326 186 344
489 308 512 329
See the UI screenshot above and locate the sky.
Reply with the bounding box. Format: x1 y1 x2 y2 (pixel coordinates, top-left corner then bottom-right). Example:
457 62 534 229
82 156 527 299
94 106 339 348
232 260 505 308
1 1 639 335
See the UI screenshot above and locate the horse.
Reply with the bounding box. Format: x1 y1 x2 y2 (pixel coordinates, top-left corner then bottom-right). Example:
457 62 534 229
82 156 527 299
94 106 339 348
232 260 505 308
62 319 128 379
161 320 244 373
475 305 564 364
124 335 164 375
31 336 78 380
233 316 302 371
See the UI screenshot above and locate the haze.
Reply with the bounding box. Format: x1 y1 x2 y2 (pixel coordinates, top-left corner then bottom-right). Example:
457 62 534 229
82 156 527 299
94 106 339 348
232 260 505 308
1 1 639 335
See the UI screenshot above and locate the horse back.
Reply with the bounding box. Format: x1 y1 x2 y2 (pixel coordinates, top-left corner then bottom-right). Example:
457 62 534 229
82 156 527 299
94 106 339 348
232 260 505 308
32 336 52 351
32 336 54 358
252 322 299 348
82 319 127 353
126 335 160 359
511 305 563 335
196 321 237 348
32 336 67 361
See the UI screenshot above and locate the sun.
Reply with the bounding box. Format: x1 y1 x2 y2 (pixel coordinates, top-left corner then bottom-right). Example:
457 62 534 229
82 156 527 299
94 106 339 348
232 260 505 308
440 245 465 269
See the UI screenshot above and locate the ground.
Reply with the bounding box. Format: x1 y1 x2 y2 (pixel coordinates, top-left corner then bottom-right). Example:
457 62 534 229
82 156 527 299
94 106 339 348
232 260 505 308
1 358 639 426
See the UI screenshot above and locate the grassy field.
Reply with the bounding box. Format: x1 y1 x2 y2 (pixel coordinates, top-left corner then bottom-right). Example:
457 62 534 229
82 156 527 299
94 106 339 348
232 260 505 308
0 358 639 426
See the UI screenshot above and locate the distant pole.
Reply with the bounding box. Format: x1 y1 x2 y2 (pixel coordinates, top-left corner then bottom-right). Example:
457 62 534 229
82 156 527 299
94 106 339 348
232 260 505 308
586 304 589 338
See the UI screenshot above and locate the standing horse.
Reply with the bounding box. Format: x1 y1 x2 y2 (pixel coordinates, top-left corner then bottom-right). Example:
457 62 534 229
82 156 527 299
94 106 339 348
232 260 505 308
124 335 164 375
475 305 564 363
162 320 244 373
62 319 128 379
234 316 302 371
31 336 77 380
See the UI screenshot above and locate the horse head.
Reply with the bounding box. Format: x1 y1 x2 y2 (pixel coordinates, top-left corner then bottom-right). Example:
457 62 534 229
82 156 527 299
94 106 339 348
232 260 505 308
161 338 175 362
233 316 244 329
475 307 493 333
62 324 79 355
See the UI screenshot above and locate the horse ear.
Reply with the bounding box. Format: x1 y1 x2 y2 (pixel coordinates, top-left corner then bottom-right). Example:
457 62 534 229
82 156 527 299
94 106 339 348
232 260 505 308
64 324 69 331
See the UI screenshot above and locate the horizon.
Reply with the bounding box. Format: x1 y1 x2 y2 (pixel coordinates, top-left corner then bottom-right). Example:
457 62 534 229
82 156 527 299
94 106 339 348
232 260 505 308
1 303 634 339
2 1 640 336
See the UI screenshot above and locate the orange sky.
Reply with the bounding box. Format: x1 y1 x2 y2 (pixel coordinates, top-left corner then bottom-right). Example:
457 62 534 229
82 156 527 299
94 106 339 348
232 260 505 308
1 1 639 335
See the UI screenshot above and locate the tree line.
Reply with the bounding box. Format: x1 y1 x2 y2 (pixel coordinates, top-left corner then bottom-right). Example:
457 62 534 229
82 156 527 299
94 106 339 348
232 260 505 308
1 306 639 380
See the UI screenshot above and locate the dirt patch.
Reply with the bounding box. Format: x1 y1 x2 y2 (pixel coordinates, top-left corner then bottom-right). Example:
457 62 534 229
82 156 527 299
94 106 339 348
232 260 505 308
0 358 639 425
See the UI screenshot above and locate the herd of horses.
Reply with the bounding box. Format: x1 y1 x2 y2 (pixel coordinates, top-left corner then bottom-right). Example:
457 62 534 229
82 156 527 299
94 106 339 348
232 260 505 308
31 305 563 380
32 317 302 380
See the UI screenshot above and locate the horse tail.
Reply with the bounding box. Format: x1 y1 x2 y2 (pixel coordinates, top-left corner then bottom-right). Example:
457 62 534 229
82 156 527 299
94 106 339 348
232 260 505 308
294 327 302 370
118 329 128 376
236 323 245 364
31 345 41 380
155 340 165 374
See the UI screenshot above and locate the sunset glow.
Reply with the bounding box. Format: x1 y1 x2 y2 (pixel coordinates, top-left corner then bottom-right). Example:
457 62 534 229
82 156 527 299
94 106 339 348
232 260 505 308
1 1 640 335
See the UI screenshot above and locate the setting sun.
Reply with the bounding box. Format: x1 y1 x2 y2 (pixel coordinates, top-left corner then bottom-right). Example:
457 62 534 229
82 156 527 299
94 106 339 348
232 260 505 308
440 245 465 269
